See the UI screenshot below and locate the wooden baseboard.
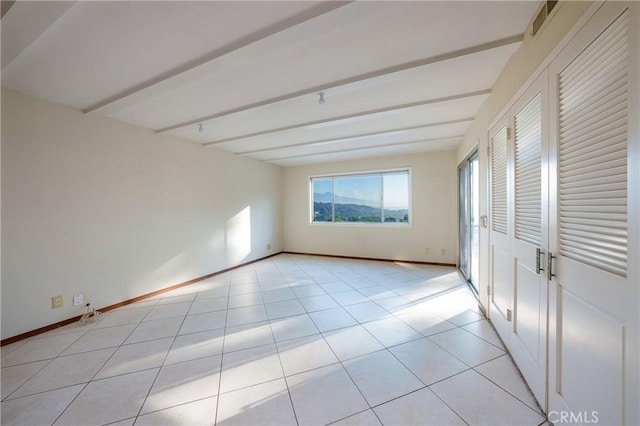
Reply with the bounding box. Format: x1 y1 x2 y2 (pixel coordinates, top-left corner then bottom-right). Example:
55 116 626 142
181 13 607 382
1 252 282 346
282 251 456 267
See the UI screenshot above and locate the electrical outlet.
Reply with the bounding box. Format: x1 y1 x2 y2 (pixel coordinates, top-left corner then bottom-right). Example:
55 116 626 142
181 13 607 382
267 243 272 250
73 293 84 306
424 248 430 255
52 295 64 309
440 249 446 255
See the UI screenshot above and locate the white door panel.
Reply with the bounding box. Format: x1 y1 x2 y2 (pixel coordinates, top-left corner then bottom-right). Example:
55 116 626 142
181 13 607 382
509 75 548 409
555 266 625 425
548 2 639 424
488 75 548 409
514 259 542 361
489 121 512 346
490 241 511 340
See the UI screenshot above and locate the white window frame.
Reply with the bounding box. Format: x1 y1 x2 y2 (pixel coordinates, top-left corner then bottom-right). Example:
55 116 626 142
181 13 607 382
308 168 412 227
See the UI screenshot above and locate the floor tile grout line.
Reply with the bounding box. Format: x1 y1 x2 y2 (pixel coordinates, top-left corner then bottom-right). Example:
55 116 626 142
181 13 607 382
213 267 242 426
2 324 90 368
299 304 381 423
324 407 377 425
132 289 200 424
472 364 545 415
381 333 473 387
0 340 29 358
422 323 506 370
387 310 456 339
50 381 92 425
2 381 89 405
3 321 135 403
426 382 472 426
427 359 543 424
1 357 57 401
472 348 545 415
457 323 508 351
127 393 218 421
266 312 300 425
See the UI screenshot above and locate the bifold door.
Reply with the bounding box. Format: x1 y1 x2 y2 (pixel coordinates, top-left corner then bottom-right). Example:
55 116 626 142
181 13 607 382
548 2 639 424
488 2 639 423
489 72 548 409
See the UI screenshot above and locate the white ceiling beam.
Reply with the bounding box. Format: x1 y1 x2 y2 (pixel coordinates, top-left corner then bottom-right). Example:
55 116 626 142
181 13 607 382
83 1 352 114
261 137 463 162
234 117 474 155
157 34 521 134
1 1 15 18
202 89 489 146
1 1 76 69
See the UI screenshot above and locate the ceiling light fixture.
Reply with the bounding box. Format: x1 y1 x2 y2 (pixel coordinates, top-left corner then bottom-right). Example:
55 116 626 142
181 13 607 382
198 123 204 133
318 92 325 105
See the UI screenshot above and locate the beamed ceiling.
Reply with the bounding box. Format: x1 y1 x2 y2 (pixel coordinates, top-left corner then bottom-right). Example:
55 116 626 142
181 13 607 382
1 1 539 167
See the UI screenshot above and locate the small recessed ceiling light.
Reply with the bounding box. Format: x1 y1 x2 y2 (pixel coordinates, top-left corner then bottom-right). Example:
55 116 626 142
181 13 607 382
198 123 204 134
318 92 325 105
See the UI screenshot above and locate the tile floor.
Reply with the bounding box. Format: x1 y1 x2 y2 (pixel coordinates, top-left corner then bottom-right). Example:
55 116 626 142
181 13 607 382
1 254 547 425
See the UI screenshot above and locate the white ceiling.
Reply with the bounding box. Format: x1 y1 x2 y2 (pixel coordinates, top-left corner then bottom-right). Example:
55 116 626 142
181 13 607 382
1 1 539 167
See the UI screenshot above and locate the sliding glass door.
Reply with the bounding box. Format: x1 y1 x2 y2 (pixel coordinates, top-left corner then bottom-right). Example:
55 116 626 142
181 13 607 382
458 152 479 291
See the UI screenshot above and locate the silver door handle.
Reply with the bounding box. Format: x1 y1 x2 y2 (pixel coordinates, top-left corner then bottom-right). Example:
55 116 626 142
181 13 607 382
536 248 545 275
547 252 556 281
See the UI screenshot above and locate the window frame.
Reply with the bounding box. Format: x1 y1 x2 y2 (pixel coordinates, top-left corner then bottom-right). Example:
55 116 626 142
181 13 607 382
308 168 412 227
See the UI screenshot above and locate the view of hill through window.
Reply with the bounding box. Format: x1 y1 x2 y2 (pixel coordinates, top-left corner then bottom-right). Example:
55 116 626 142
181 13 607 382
311 171 410 223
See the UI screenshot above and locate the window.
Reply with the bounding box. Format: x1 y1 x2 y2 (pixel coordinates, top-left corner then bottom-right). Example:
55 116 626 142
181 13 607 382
310 169 410 224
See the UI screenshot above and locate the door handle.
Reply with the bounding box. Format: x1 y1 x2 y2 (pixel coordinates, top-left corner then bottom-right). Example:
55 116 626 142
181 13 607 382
547 252 556 281
536 248 545 275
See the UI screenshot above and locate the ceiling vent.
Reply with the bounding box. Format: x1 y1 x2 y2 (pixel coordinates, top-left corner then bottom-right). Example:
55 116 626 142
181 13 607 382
532 0 558 36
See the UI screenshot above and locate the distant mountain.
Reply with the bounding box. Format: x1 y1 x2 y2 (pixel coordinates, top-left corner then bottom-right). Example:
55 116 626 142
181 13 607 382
313 201 409 223
313 192 379 208
314 192 407 210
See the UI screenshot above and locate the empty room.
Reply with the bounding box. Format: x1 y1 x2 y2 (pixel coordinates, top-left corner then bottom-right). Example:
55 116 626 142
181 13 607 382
1 1 638 425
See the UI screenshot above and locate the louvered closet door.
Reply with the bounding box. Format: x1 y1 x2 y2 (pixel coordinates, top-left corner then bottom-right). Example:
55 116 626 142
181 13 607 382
548 2 639 424
508 74 548 409
489 118 511 343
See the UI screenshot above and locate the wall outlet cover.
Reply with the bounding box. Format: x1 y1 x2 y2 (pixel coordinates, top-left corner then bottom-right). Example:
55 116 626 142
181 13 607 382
52 295 64 309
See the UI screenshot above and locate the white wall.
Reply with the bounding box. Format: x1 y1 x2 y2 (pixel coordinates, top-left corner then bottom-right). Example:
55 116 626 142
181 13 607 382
1 89 282 339
282 151 457 264
456 1 593 310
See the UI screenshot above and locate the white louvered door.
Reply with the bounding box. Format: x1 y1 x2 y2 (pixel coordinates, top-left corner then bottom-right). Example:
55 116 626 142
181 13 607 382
509 74 548 409
488 74 548 409
489 119 511 344
548 2 639 424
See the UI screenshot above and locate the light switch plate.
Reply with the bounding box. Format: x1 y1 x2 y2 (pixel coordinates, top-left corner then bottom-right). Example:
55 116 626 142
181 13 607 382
73 293 84 306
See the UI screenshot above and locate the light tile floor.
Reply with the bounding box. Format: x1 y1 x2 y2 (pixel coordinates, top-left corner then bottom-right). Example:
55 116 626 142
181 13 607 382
1 254 547 425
